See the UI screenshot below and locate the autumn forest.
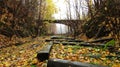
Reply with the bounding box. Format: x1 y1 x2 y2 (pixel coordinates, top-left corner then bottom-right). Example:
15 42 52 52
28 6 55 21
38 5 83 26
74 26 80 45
0 0 120 67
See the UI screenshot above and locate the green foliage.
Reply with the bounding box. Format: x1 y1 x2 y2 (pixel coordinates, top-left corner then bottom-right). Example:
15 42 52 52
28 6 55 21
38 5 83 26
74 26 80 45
90 62 99 65
31 64 37 67
104 40 115 50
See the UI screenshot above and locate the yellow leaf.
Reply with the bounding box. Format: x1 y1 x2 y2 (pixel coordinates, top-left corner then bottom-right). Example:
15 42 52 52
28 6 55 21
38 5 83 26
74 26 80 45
68 48 72 53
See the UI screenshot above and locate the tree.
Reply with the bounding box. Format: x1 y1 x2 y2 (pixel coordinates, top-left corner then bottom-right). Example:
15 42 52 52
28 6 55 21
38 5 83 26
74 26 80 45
36 0 57 36
83 0 120 46
65 0 87 38
0 0 57 38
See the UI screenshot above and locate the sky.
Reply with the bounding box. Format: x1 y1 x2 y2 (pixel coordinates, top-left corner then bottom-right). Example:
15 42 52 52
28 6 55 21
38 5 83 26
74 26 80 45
52 0 67 19
51 0 89 34
52 0 88 19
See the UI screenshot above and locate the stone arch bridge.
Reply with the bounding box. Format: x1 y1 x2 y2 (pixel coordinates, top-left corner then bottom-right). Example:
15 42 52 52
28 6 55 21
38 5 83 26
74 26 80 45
40 20 85 27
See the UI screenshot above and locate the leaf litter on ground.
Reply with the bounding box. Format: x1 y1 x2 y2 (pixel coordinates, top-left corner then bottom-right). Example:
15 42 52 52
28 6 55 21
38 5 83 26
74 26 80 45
0 36 49 67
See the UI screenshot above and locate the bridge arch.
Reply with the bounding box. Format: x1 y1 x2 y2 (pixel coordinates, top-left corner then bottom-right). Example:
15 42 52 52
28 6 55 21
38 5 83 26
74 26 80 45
41 20 84 35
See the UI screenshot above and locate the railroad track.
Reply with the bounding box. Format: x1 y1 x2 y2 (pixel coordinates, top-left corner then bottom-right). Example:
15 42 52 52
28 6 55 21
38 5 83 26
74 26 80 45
37 36 114 67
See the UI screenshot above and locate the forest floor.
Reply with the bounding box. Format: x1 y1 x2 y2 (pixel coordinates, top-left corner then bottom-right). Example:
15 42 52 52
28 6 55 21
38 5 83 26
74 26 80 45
0 35 49 67
0 35 120 67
